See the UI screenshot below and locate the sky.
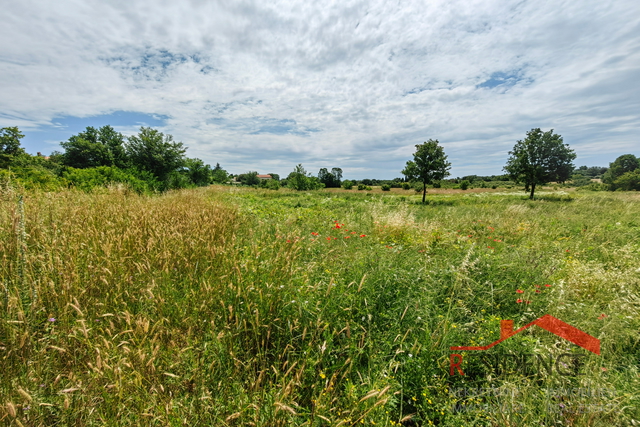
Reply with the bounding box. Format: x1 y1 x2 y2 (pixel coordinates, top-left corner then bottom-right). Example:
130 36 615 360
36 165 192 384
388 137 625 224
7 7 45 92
1 0 639 179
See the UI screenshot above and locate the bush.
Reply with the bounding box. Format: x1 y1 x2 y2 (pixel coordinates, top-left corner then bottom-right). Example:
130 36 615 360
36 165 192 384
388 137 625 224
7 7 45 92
63 166 153 193
357 184 366 190
264 179 280 190
460 180 470 190
342 180 353 190
432 181 441 188
381 184 391 191
402 182 411 190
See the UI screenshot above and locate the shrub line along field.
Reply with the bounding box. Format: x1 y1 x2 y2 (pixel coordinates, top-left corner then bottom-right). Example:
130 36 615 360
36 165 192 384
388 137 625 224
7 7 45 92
1 185 639 426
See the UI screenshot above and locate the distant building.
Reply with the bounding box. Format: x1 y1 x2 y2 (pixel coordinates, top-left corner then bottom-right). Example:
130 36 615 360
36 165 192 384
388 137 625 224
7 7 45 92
257 174 272 180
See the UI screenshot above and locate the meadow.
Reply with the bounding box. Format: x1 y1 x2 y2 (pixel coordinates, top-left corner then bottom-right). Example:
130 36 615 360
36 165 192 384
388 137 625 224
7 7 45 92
0 184 638 426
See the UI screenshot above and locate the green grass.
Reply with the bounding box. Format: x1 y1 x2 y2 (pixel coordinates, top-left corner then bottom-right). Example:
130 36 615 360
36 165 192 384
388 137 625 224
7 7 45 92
1 185 639 426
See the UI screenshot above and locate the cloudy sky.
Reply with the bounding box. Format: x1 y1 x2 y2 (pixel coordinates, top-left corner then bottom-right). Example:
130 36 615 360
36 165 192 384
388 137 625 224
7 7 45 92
2 0 639 179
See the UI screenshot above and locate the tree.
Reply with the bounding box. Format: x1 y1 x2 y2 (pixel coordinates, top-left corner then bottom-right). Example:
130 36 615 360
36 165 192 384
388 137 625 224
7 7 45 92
287 164 324 190
183 157 212 186
602 154 639 190
237 171 260 186
126 127 186 183
0 127 26 167
504 128 576 199
402 139 451 203
60 125 128 169
318 167 342 188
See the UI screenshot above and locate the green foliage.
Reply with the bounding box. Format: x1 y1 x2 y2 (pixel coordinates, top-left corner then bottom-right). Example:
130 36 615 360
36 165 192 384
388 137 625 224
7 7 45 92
60 125 128 169
238 171 260 186
342 180 354 190
504 128 576 199
357 184 372 191
263 178 281 190
287 164 324 190
460 180 470 190
0 127 26 168
612 169 640 191
183 157 212 186
318 167 343 188
63 166 154 193
402 182 411 190
603 154 639 190
381 184 391 191
126 127 186 184
402 139 451 203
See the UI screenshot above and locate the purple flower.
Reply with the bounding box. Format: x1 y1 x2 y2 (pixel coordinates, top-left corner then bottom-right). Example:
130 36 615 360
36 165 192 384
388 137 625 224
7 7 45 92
48 318 56 322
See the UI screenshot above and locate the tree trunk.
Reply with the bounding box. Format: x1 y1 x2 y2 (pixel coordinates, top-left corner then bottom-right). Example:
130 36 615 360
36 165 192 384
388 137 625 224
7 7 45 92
529 182 536 199
422 182 427 204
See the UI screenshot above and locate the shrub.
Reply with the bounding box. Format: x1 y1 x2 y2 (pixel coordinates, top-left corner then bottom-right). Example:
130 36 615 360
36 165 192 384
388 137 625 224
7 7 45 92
460 180 470 190
402 182 411 190
358 184 366 190
432 181 441 188
342 180 353 190
381 184 391 191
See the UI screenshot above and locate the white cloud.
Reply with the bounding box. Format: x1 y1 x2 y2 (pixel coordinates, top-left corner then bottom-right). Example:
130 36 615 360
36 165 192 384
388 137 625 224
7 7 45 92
1 0 639 178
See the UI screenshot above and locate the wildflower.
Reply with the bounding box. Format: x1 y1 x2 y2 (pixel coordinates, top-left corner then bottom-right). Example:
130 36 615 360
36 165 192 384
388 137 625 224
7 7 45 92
360 234 366 237
320 372 326 379
535 290 541 293
598 313 607 320
48 318 56 322
344 236 350 239
311 232 319 236
326 237 331 241
286 240 292 243
351 231 356 234
525 300 531 304
516 289 524 293
516 299 523 303
545 284 551 287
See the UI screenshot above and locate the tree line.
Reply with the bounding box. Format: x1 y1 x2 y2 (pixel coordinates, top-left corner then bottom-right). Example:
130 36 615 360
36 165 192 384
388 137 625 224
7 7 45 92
1 125 638 195
0 125 230 192
401 128 639 201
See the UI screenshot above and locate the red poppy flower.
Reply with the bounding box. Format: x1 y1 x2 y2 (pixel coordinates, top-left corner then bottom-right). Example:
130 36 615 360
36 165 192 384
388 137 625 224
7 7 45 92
516 299 523 303
545 284 551 287
326 237 331 241
535 290 541 293
286 240 292 243
359 234 366 238
516 289 524 294
525 300 531 304
311 232 319 236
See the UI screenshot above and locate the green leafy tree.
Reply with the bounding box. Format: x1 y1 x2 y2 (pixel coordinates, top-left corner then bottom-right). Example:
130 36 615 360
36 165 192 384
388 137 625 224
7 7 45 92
210 163 230 183
602 154 639 190
318 168 342 188
183 158 212 187
0 127 26 167
287 164 324 190
612 169 640 191
342 180 353 190
402 139 451 203
237 171 260 186
126 127 186 184
61 125 128 169
267 173 280 181
504 128 576 199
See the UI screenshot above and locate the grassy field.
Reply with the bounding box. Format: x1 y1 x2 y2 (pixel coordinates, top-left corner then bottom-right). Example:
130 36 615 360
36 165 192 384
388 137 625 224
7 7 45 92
1 185 638 426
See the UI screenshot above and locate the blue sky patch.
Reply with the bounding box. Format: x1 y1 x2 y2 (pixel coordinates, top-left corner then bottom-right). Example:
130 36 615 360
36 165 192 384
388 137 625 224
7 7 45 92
21 111 169 155
477 71 524 89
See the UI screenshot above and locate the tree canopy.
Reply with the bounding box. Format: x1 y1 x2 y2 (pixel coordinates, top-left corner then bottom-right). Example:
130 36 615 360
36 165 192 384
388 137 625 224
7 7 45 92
402 139 451 203
60 125 128 169
126 127 187 183
504 128 576 199
603 154 639 191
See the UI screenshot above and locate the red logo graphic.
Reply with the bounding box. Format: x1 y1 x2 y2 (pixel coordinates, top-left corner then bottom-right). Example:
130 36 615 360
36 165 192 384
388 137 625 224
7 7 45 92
451 314 600 354
449 315 601 375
